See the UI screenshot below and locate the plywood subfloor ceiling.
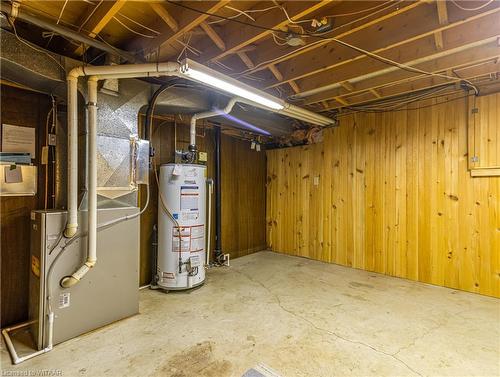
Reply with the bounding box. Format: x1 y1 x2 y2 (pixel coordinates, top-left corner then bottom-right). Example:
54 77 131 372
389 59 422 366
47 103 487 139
9 0 500 116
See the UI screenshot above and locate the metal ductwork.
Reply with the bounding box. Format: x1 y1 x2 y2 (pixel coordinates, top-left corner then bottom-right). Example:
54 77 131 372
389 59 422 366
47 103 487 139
0 2 137 63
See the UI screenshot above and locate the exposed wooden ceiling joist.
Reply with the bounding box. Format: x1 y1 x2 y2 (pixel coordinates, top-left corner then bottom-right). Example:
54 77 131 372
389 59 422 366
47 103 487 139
266 4 499 92
433 1 449 50
135 1 230 59
298 12 500 105
200 0 335 63
150 2 179 33
8 0 499 117
340 81 354 91
320 50 499 110
237 51 255 69
74 0 128 55
369 88 381 98
436 1 449 24
268 64 284 81
325 65 499 111
289 80 301 94
200 21 226 51
243 1 423 78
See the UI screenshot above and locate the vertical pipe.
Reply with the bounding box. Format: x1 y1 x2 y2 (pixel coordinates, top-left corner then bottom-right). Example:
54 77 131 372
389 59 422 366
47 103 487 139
64 76 78 238
214 127 222 261
151 224 158 286
206 179 213 265
189 117 197 149
87 78 98 266
60 77 98 288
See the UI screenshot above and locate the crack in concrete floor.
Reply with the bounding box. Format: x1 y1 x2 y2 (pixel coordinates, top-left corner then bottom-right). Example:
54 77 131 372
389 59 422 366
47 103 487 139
235 269 425 377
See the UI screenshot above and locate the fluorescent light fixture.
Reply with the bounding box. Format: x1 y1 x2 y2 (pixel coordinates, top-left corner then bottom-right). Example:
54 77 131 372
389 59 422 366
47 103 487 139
181 59 284 111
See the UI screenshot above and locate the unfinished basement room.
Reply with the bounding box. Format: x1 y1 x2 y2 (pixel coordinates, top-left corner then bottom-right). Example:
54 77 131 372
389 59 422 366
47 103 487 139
0 0 499 376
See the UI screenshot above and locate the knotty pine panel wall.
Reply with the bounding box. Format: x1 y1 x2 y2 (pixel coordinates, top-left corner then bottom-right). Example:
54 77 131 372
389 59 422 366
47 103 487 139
266 94 499 297
469 93 499 169
221 134 267 258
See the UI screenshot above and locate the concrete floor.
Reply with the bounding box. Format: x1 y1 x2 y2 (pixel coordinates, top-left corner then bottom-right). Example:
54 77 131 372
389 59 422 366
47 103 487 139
2 251 499 377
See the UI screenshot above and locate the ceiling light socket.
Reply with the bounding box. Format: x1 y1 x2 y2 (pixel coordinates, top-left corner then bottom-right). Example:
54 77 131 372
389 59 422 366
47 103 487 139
286 34 306 47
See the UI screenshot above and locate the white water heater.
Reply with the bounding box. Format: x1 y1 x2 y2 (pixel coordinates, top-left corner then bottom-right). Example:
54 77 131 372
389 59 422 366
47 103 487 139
157 163 206 290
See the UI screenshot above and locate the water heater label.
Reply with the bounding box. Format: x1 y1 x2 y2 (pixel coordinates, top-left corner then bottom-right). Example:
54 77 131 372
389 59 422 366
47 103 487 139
172 236 190 253
59 292 70 309
180 186 199 211
190 237 204 252
182 212 199 221
191 225 204 238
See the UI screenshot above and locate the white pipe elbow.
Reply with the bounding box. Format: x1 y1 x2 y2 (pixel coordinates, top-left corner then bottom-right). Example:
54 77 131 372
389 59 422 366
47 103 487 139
60 260 96 288
63 224 78 238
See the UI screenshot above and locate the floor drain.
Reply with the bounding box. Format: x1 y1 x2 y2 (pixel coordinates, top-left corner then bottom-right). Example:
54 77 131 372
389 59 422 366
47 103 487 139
242 363 282 377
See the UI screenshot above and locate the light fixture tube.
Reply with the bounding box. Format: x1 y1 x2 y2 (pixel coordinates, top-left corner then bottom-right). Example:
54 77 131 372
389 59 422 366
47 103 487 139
181 60 284 110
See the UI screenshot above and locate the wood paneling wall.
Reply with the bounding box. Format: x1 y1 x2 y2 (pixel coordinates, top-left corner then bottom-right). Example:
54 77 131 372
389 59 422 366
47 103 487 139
139 119 266 285
0 85 50 326
267 93 499 297
469 93 499 169
221 134 267 258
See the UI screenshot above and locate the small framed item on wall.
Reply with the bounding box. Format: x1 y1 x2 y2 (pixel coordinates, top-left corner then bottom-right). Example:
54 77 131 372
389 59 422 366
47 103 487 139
1 123 36 159
1 124 37 196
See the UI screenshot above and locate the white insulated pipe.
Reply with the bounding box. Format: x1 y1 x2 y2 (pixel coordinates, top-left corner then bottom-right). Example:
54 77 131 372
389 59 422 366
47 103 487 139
64 76 79 238
87 77 98 271
63 62 182 239
60 77 98 288
190 97 239 145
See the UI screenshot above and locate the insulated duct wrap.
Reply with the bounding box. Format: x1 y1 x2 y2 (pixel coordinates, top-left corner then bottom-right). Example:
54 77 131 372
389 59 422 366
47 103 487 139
94 80 151 203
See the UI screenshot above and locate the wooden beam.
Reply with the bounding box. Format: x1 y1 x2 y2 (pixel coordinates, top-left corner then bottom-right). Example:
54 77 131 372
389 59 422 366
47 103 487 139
265 5 499 91
75 0 127 55
325 69 498 111
150 3 178 32
340 81 354 91
138 1 230 59
434 31 444 49
369 88 381 98
268 64 283 81
279 9 500 102
200 22 225 51
289 81 300 94
299 23 499 105
437 1 449 24
433 1 448 50
335 97 349 106
201 1 334 63
249 1 424 79
321 58 499 111
305 39 499 105
237 52 255 69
